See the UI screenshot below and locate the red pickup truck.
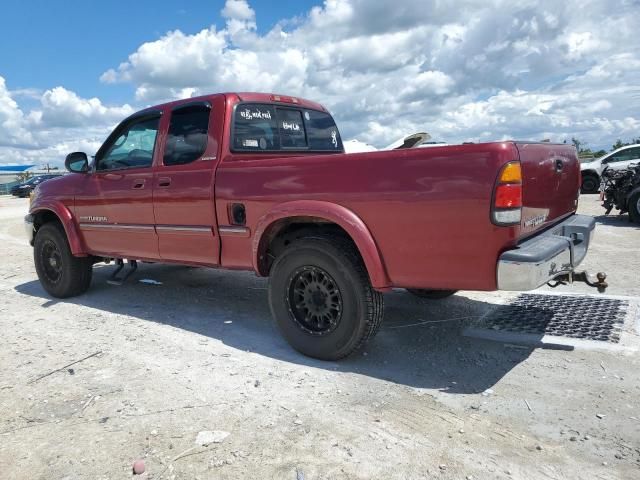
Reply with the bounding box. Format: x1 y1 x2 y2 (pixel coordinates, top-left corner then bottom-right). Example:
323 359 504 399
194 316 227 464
26 92 603 360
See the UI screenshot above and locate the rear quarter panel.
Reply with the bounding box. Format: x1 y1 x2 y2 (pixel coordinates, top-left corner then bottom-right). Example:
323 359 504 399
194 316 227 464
216 142 522 291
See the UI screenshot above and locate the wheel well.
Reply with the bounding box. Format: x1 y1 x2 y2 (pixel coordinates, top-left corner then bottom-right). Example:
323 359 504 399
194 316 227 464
582 170 599 179
257 216 360 276
32 210 63 234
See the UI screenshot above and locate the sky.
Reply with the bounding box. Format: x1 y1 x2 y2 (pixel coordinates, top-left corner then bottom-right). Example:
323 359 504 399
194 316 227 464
1 0 639 166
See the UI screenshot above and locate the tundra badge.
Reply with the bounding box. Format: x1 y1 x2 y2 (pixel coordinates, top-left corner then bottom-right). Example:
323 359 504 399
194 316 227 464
79 216 108 222
523 214 547 228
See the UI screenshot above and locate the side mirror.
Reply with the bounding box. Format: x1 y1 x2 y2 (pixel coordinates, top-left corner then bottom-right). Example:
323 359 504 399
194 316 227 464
65 152 89 173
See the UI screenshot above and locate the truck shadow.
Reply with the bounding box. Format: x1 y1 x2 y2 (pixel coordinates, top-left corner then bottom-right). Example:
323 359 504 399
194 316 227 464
594 213 640 229
15 264 542 395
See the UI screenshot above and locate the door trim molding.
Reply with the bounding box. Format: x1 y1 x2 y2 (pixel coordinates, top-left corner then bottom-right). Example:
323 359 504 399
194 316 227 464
218 225 250 237
79 223 155 231
156 225 212 233
79 223 214 234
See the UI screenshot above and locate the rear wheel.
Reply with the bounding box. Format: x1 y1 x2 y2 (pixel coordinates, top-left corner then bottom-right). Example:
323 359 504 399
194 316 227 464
581 173 600 194
629 192 640 224
268 235 383 360
34 223 93 298
407 289 457 299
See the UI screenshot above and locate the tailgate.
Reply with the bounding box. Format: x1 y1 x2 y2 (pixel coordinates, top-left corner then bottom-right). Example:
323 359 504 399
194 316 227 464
516 142 581 238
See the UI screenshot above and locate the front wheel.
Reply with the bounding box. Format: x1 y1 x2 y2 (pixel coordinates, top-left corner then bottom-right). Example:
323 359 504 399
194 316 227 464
34 223 93 298
268 235 383 360
407 289 457 299
629 192 640 224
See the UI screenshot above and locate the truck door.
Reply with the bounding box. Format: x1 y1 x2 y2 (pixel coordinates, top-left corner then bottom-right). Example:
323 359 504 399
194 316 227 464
75 112 161 259
152 101 220 265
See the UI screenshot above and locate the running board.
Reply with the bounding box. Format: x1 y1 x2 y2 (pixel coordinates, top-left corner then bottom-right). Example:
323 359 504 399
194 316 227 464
107 259 138 286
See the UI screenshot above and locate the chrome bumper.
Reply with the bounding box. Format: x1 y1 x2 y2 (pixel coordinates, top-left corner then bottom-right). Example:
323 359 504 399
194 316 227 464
497 214 596 291
24 214 35 245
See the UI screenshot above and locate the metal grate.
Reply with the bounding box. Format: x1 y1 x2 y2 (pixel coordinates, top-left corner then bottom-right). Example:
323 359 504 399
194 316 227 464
478 294 628 343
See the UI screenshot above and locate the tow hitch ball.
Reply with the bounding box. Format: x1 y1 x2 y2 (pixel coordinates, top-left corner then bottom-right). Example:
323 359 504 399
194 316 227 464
548 271 608 293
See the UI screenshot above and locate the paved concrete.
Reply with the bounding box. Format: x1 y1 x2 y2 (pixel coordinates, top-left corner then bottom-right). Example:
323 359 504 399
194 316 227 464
0 194 638 479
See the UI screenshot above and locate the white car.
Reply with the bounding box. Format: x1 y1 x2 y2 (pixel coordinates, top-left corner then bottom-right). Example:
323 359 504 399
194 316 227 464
580 144 640 193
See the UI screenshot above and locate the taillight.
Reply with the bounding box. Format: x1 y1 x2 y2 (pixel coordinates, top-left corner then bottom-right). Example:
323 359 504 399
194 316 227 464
492 161 522 225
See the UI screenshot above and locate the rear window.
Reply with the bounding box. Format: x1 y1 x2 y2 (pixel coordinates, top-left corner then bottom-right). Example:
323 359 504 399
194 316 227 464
232 103 343 153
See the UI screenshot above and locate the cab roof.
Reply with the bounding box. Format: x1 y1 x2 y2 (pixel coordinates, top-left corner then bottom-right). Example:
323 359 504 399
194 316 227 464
144 92 328 114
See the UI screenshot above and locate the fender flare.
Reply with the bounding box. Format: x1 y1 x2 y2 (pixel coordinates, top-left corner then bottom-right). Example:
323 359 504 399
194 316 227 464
252 200 390 289
31 201 88 256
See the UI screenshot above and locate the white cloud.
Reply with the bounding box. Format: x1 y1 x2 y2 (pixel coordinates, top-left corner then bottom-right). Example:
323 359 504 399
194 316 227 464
221 0 256 37
2 0 640 166
31 86 134 128
0 77 34 148
0 77 132 166
221 0 255 21
91 0 640 149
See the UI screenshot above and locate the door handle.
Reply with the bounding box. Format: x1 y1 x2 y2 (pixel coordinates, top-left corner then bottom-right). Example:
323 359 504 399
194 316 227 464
158 177 171 187
132 179 145 189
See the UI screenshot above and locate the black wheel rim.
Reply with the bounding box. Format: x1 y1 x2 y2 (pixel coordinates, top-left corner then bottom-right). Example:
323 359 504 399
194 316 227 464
286 266 343 336
41 239 63 283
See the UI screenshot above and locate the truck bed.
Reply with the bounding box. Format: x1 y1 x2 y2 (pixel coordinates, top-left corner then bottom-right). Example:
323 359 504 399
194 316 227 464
215 141 580 291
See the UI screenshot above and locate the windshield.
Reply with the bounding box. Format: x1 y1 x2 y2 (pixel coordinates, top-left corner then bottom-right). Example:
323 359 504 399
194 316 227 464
232 103 343 153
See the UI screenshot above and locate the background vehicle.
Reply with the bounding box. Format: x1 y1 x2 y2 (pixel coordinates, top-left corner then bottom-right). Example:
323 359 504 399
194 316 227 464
580 144 640 194
343 132 448 153
26 92 600 360
601 163 640 223
10 175 59 197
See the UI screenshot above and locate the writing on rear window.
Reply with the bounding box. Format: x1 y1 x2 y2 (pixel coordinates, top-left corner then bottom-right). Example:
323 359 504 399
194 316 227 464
232 103 343 153
238 107 272 121
282 121 301 131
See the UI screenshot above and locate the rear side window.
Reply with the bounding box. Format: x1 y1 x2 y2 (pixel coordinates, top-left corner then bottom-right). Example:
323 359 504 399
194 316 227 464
233 105 278 151
164 105 210 166
232 103 343 153
305 109 341 150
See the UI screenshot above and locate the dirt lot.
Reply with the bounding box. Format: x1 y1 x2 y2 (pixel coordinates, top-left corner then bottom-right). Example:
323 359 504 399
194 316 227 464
0 195 638 480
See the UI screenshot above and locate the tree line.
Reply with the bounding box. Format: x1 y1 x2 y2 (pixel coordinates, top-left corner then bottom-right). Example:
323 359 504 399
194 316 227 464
570 137 640 158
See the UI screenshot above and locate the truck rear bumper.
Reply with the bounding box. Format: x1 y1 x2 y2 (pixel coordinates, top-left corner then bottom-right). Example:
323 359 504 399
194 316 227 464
497 214 595 291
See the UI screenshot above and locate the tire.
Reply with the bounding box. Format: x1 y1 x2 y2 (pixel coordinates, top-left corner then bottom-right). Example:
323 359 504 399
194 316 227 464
407 289 457 299
581 173 600 194
268 235 383 360
34 223 93 298
629 192 640 224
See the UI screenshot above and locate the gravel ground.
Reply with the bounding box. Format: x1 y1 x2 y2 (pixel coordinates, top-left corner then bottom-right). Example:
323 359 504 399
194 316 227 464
0 194 638 480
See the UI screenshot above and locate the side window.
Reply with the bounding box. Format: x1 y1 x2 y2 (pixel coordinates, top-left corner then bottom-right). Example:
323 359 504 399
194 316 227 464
608 147 640 163
163 105 211 166
97 117 159 171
